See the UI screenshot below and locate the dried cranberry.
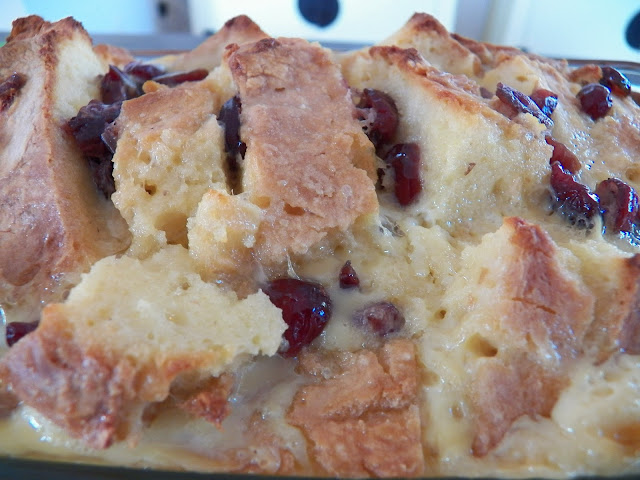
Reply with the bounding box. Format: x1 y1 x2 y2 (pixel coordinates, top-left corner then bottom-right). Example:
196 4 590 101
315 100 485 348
152 69 208 87
595 178 639 235
385 143 422 206
6 321 38 347
339 260 360 289
495 83 553 127
545 136 580 174
218 96 246 191
67 100 121 159
0 72 26 112
67 100 121 197
600 66 631 97
550 161 600 229
101 65 140 104
529 88 558 117
264 278 332 357
353 301 405 336
123 61 164 82
577 83 612 120
356 88 399 150
218 96 246 158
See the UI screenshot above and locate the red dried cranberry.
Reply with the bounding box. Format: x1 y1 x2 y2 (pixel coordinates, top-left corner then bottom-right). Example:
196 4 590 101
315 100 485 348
545 136 580 174
339 260 360 289
495 82 553 127
356 88 399 150
123 61 164 82
0 72 26 112
595 178 639 234
353 301 405 336
218 96 246 158
264 278 332 357
218 96 246 191
385 143 422 206
101 65 140 104
6 321 39 347
550 161 600 229
600 66 631 97
577 83 612 120
529 88 558 117
152 69 208 87
67 100 122 159
67 100 122 197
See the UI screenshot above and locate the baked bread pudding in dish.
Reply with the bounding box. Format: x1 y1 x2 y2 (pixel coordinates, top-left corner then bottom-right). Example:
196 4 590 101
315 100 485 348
0 12 639 478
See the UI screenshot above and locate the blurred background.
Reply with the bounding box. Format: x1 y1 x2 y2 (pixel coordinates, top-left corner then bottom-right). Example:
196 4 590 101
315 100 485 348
1 0 639 60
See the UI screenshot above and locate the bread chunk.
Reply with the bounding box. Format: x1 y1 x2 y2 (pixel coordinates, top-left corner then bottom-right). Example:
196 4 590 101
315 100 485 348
380 13 482 78
288 339 424 477
0 16 129 325
111 81 227 258
0 245 286 447
444 217 594 454
225 38 378 262
164 15 268 72
341 46 553 241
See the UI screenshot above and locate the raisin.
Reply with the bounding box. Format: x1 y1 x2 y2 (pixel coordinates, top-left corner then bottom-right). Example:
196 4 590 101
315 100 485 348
595 178 639 235
67 100 122 159
123 61 164 82
101 65 140 104
152 69 209 87
545 136 580 174
356 88 399 150
0 72 26 112
385 143 422 206
495 82 553 127
339 260 360 289
264 278 332 357
600 66 631 97
577 83 612 120
550 161 600 229
6 321 38 347
67 100 122 197
353 301 405 336
218 96 246 191
529 88 558 117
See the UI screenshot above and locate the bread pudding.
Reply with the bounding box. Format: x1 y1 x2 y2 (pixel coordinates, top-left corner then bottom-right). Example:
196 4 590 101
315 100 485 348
0 12 639 478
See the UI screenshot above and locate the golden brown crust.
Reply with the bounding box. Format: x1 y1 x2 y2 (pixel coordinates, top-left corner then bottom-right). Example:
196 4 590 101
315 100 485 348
168 15 268 72
584 254 640 358
0 312 138 448
227 37 378 262
93 43 135 68
464 218 594 455
0 302 234 448
287 339 425 477
470 353 567 456
176 373 234 427
381 13 482 78
0 16 129 323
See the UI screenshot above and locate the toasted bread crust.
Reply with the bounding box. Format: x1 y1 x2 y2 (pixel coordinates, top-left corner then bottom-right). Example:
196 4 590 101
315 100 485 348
0 16 129 323
288 339 424 477
227 37 378 261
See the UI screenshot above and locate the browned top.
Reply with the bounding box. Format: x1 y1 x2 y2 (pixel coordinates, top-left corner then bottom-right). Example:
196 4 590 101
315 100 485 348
466 217 594 455
287 339 425 477
0 16 129 321
227 37 378 261
0 304 234 448
169 15 268 72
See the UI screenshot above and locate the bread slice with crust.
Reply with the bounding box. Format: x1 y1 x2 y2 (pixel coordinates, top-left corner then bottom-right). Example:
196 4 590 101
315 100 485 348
0 16 129 326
